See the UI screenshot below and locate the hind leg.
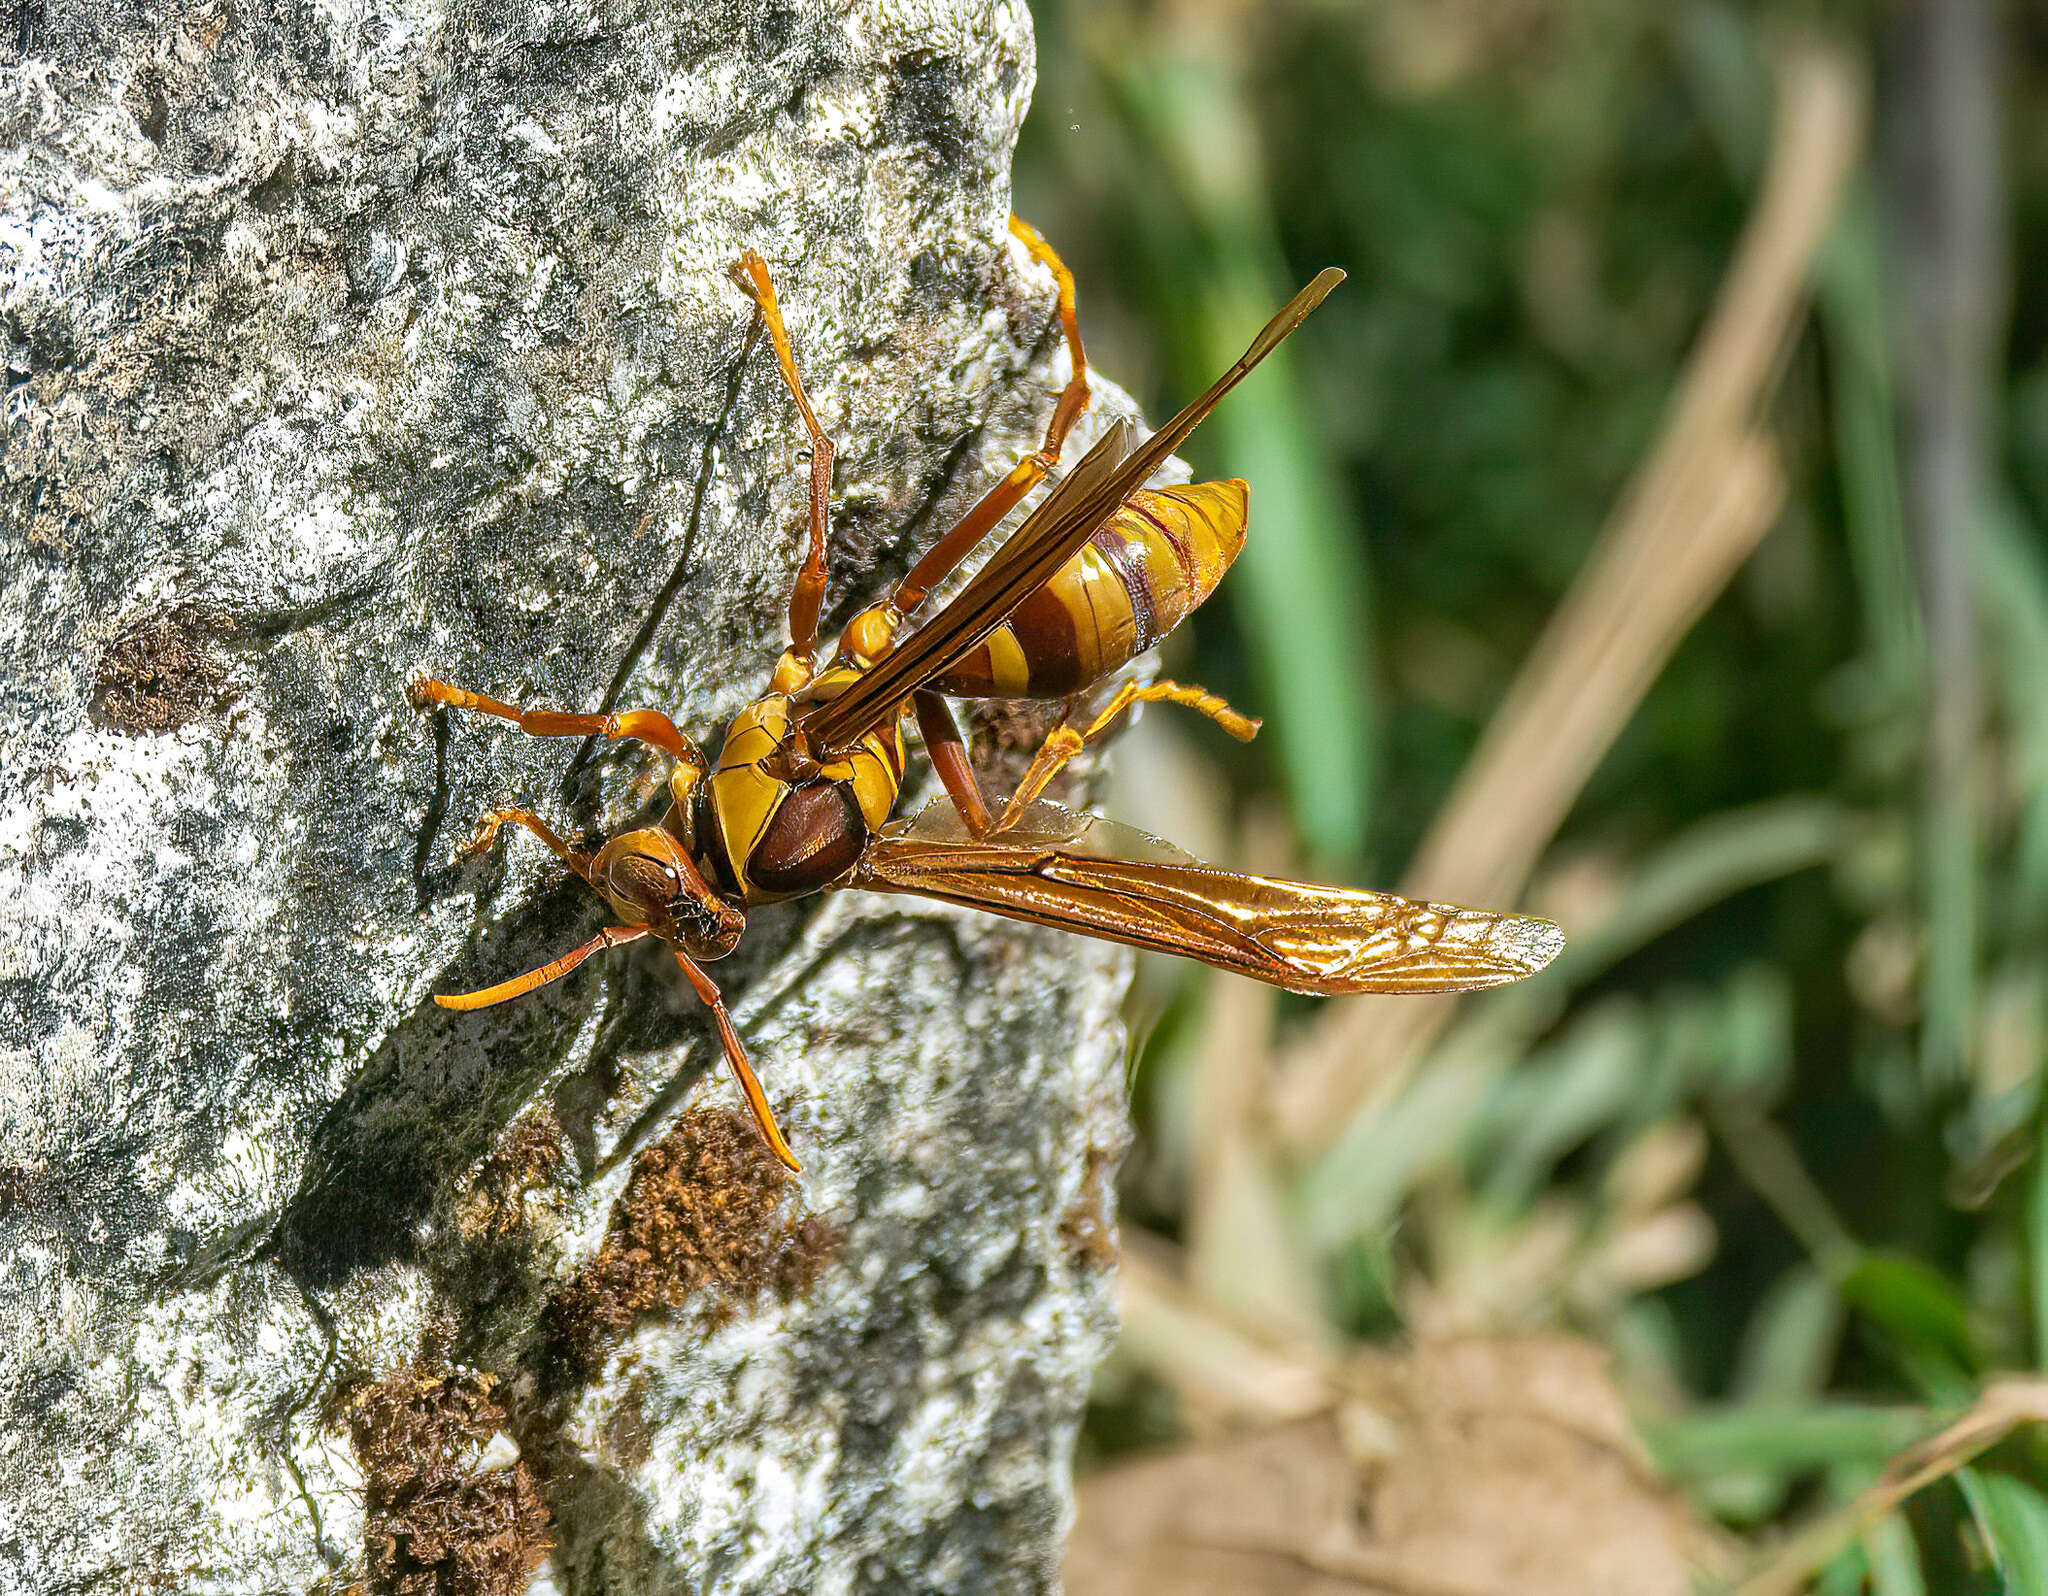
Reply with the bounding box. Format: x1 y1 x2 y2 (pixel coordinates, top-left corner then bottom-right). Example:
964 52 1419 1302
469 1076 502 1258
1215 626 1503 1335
992 681 1259 834
913 690 994 836
888 217 1093 617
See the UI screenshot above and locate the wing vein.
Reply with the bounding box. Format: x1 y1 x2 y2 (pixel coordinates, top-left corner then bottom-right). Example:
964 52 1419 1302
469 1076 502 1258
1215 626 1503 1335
847 801 1565 996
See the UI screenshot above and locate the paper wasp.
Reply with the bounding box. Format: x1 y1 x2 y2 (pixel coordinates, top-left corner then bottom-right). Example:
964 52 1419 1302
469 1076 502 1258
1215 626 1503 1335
412 219 1563 1173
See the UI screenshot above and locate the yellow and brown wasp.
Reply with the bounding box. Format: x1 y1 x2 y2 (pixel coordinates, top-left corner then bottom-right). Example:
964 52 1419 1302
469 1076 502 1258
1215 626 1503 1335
412 220 1563 1172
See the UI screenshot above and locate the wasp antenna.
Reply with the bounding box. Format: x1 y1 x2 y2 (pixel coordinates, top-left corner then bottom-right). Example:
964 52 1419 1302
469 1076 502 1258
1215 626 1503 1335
435 926 650 1011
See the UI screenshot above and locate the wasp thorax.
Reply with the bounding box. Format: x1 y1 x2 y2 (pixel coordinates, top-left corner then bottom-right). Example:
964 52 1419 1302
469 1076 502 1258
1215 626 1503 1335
592 827 745 958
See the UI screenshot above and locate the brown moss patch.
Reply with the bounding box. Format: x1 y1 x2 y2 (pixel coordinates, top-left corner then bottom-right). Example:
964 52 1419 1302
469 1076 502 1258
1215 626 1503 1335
90 605 237 734
457 1109 568 1239
0 1165 42 1223
541 1108 838 1385
346 1367 551 1596
1060 1145 1120 1271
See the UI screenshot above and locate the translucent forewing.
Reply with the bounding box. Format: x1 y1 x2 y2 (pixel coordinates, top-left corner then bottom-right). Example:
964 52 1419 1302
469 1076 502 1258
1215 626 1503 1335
848 800 1565 996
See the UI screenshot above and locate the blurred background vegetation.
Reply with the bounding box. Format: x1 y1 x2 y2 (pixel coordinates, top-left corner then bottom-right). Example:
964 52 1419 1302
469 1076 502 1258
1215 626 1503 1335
1010 1 2048 1590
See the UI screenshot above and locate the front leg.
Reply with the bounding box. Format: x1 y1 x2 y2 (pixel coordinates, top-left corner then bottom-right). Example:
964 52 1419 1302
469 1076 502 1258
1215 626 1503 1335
461 806 593 880
410 675 691 761
672 950 802 1174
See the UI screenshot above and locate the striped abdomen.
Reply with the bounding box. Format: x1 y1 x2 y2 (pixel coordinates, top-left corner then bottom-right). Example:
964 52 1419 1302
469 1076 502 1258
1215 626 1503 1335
932 479 1249 699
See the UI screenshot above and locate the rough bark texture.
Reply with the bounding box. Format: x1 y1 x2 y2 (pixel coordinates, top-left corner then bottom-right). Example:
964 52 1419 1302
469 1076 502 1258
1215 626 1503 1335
0 2 1132 1590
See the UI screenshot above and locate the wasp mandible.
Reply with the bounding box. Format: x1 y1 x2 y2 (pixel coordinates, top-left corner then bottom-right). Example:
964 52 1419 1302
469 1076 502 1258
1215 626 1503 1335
412 220 1563 1173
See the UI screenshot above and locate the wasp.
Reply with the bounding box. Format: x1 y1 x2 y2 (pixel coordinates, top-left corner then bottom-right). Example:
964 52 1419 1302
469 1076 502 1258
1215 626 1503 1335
412 220 1563 1173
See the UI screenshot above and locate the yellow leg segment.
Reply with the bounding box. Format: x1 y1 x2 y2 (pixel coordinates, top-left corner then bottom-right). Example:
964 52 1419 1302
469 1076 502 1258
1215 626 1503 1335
993 680 1260 834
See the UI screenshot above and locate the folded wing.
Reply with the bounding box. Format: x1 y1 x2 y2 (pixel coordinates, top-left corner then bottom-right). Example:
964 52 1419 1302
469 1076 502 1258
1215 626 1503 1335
797 418 1134 753
848 800 1565 996
798 268 1346 756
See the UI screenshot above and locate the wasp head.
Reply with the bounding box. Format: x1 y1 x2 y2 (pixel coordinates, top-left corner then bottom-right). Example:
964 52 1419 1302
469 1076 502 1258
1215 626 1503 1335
591 826 745 959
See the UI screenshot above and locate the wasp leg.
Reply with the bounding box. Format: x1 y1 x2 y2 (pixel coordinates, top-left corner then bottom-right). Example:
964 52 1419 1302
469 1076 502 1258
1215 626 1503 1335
992 680 1260 835
672 950 802 1174
913 690 994 836
730 251 835 675
461 806 593 880
889 217 1092 616
410 676 691 761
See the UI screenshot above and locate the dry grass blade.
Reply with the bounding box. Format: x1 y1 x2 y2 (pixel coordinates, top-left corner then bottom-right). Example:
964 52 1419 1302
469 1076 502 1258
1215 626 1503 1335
1184 812 1331 1345
1073 1311 1711 1596
1730 1379 2048 1596
1272 37 1868 1155
1405 431 1784 913
1116 1235 1338 1430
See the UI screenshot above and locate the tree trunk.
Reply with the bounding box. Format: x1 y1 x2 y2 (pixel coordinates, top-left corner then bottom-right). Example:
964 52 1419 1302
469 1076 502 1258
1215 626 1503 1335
0 2 1130 1589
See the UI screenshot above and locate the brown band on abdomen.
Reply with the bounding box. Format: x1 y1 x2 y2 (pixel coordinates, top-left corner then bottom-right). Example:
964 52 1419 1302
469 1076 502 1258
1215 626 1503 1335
1002 583 1087 696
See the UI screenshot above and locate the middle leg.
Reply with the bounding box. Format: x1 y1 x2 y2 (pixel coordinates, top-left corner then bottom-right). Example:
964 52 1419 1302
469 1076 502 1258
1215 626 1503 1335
730 251 835 675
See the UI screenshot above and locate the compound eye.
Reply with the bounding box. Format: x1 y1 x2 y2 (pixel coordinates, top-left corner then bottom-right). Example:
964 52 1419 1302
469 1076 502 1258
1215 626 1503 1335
593 833 691 927
591 827 737 954
609 848 680 908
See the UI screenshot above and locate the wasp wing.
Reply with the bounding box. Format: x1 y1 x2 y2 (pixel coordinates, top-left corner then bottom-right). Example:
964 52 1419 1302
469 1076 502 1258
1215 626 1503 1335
798 268 1347 755
847 799 1564 996
797 416 1133 753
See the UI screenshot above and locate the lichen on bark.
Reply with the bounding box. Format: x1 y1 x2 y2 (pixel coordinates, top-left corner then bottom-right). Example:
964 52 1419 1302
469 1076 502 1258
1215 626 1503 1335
0 1 1131 1590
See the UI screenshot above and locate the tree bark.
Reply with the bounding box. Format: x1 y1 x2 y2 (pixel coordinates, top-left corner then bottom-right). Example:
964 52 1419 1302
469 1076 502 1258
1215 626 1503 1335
0 2 1130 1590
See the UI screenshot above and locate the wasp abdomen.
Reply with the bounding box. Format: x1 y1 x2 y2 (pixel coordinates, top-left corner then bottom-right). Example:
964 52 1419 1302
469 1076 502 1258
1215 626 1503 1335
932 478 1249 699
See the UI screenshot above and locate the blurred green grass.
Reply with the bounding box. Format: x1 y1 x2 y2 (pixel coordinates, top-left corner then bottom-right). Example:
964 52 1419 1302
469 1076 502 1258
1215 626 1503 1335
1018 0 2048 1586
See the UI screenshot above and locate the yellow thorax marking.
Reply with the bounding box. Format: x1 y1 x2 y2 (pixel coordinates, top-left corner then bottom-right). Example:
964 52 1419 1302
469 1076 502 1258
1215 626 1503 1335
710 690 904 895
